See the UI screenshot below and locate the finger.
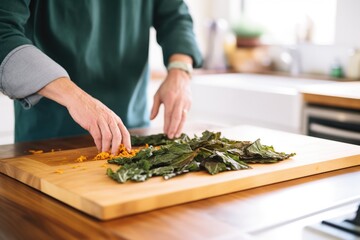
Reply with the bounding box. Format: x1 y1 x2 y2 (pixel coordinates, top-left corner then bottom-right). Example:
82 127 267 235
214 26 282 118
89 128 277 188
98 118 112 152
163 100 175 137
89 125 102 152
117 118 131 151
175 108 188 138
109 118 122 155
150 94 161 120
166 102 184 139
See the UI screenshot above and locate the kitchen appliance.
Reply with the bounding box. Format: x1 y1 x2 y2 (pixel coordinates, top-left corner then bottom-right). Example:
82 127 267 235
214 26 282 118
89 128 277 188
304 202 360 239
303 105 360 145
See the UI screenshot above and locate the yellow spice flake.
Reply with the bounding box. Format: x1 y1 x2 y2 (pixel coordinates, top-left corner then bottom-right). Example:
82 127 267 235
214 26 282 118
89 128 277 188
101 163 108 168
92 144 142 161
54 169 64 174
76 155 87 162
93 152 112 160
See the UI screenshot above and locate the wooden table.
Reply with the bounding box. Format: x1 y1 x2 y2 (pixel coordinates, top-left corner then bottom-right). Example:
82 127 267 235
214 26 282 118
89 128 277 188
1 126 360 239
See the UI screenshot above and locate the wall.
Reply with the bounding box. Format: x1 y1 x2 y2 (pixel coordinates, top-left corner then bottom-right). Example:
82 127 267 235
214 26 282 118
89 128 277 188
293 0 360 76
335 0 360 48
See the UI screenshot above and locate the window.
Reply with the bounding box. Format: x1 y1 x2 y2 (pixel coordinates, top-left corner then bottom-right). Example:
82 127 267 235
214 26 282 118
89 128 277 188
236 0 337 45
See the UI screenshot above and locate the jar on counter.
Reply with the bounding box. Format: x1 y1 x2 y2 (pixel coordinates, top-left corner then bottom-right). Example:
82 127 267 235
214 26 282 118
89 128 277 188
203 19 228 70
330 58 344 78
347 48 360 80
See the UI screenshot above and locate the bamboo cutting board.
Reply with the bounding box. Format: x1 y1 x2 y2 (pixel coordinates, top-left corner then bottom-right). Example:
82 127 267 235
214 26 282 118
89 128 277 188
1 125 360 220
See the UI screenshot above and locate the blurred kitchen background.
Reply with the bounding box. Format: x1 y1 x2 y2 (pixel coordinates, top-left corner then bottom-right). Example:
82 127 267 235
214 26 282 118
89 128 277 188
1 0 360 145
150 0 360 77
148 0 360 144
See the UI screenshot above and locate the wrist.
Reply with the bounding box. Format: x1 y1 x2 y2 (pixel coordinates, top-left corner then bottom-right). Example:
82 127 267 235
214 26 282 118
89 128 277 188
168 54 193 77
167 61 193 78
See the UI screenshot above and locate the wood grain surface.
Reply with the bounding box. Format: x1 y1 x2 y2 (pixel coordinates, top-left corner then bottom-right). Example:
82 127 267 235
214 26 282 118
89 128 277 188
1 125 360 220
2 166 360 240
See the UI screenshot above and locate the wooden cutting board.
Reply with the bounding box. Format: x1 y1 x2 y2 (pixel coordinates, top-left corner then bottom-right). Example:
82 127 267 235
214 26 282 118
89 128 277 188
1 125 360 220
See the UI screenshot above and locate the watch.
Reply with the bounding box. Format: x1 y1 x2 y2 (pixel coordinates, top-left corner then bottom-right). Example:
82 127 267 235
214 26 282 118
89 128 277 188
167 61 193 77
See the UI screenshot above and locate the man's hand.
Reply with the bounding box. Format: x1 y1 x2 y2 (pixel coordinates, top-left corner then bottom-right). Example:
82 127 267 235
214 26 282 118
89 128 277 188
38 77 131 154
150 68 192 139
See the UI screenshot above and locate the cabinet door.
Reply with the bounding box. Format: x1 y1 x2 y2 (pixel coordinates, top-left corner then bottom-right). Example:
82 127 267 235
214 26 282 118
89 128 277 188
0 94 14 145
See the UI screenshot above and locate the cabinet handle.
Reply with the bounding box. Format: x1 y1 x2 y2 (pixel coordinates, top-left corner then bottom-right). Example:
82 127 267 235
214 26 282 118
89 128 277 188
310 123 360 141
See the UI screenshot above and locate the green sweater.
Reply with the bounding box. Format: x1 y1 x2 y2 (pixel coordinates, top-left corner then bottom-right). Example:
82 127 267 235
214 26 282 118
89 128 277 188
0 0 202 142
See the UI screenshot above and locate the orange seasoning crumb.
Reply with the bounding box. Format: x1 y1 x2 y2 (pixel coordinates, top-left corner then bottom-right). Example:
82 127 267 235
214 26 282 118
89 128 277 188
54 169 64 174
101 163 108 168
93 152 111 160
92 144 141 161
29 150 44 154
116 144 141 158
76 155 87 162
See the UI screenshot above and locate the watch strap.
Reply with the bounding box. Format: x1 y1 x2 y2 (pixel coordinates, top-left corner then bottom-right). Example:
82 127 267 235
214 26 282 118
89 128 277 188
167 61 193 76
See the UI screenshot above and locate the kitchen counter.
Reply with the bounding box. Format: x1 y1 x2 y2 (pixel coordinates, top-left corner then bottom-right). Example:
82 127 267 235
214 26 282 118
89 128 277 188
301 81 360 110
1 125 360 239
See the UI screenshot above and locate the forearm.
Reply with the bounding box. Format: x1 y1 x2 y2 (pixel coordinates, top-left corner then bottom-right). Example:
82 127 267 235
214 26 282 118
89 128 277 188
38 77 86 108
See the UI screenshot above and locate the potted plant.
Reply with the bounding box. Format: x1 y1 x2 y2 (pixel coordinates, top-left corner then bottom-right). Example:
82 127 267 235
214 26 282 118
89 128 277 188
231 17 264 48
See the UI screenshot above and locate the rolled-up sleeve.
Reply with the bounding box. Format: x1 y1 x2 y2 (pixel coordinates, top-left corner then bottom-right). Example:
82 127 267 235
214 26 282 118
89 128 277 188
153 0 203 68
0 0 69 109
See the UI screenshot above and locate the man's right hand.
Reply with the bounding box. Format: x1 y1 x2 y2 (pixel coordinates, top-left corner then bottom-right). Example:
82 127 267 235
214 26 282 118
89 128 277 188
38 77 131 154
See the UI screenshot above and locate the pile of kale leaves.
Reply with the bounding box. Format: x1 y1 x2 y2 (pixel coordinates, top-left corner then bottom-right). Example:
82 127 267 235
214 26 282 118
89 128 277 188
107 130 295 183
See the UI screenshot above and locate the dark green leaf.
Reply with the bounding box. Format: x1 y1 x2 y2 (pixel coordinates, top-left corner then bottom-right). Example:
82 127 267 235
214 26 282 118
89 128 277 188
131 133 190 146
203 161 228 175
148 166 175 176
245 139 296 161
211 151 250 170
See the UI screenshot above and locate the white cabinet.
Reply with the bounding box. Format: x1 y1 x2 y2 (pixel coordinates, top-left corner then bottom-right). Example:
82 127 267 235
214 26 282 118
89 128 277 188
0 94 14 145
189 74 336 133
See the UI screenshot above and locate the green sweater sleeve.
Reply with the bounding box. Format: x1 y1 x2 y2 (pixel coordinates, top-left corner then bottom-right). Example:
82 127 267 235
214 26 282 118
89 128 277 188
0 0 32 61
153 0 203 68
0 0 69 108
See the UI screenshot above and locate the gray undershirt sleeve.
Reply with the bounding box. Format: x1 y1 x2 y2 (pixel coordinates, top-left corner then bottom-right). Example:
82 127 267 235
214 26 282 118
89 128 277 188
0 44 69 109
